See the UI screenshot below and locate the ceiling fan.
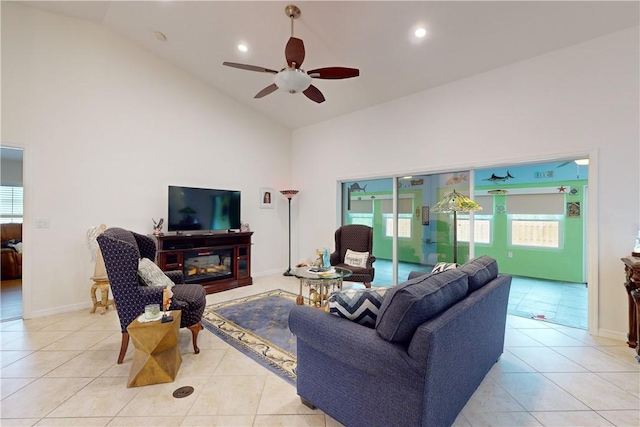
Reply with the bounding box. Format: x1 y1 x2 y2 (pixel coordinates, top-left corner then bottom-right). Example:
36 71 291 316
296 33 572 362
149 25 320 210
222 4 359 104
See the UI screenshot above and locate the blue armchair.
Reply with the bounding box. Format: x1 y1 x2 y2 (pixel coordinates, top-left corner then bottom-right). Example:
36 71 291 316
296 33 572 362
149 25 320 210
97 227 206 364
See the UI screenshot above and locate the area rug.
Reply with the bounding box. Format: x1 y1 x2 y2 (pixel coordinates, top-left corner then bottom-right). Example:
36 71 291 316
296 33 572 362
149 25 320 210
201 289 299 385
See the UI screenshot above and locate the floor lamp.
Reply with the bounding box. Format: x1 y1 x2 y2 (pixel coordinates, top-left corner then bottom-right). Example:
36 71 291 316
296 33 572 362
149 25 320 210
280 190 299 276
431 190 482 263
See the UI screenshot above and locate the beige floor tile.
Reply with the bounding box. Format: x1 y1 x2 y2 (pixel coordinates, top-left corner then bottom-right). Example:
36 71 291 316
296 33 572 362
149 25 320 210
79 312 122 331
0 377 92 418
46 377 140 418
596 410 640 427
488 350 537 377
507 347 588 373
1 350 81 378
463 411 542 426
551 346 640 372
252 414 326 426
0 331 27 347
186 375 266 416
179 415 255 426
497 372 589 411
0 350 32 368
107 416 184 426
452 412 472 426
530 410 614 426
544 373 640 410
34 417 112 426
86 331 128 352
504 329 546 347
40 314 105 331
596 345 640 366
257 374 315 415
519 328 588 347
44 350 118 378
462 377 526 413
506 315 553 329
0 377 36 399
179 328 232 351
553 327 626 347
212 349 271 377
40 330 114 351
118 376 207 417
1 331 73 351
596 372 640 398
0 419 40 426
174 349 226 379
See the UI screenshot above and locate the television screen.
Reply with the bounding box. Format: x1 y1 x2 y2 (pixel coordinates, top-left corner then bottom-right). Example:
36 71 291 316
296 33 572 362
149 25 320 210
168 186 241 232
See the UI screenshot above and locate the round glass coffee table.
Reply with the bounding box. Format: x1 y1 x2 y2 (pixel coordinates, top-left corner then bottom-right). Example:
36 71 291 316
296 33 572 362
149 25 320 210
293 267 352 308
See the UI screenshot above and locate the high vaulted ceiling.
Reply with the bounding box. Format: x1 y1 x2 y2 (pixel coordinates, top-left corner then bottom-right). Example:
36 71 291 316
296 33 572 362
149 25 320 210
19 1 640 130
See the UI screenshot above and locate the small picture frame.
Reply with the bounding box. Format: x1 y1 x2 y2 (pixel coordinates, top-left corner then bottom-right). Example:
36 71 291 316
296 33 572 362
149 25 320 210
567 201 580 218
260 187 275 209
421 206 430 226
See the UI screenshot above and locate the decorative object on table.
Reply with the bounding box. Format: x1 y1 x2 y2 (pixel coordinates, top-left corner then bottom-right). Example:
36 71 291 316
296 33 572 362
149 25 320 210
162 287 174 323
240 221 251 232
222 4 359 104
145 304 160 320
260 187 275 209
202 289 298 384
152 218 164 236
86 224 115 314
431 190 482 263
280 189 299 276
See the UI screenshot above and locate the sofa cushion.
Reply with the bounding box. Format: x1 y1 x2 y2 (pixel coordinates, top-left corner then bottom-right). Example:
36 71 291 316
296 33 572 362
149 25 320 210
375 269 469 343
329 287 388 328
459 255 498 293
137 258 175 289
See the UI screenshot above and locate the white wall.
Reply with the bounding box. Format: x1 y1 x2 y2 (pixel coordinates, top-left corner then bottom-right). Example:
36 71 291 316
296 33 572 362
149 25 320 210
292 27 640 339
1 4 292 317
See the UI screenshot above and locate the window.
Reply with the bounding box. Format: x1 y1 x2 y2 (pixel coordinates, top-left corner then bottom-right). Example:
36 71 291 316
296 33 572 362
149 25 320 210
384 215 412 238
457 217 492 244
0 186 23 224
348 199 373 227
510 215 562 248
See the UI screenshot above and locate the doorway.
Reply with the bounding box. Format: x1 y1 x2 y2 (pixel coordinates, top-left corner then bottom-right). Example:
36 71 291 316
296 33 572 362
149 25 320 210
1 146 24 321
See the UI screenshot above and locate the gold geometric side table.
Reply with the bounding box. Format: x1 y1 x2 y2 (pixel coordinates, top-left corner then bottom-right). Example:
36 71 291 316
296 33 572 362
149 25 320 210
126 310 182 387
90 275 115 314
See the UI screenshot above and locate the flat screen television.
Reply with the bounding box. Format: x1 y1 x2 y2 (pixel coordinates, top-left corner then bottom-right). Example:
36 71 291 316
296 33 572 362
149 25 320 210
168 186 241 233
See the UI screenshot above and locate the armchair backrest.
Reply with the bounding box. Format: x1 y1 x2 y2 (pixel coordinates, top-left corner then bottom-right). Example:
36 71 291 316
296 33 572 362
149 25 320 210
97 227 161 332
334 224 373 261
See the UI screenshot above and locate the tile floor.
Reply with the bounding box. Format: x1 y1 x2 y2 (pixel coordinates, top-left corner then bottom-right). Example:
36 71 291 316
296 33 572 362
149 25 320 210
1 274 639 427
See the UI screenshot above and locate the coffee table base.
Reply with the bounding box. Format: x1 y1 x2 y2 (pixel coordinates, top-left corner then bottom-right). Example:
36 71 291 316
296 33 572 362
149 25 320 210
297 278 343 309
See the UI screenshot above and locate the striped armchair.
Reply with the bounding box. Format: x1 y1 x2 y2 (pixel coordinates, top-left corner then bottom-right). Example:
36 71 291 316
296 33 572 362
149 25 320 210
97 227 206 364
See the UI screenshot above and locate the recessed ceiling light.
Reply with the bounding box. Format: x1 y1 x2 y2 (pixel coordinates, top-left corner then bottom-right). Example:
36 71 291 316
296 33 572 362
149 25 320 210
154 31 167 42
414 28 427 38
237 44 248 52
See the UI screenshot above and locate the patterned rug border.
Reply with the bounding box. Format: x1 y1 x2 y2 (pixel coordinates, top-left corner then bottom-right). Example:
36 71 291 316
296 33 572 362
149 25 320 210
201 289 300 385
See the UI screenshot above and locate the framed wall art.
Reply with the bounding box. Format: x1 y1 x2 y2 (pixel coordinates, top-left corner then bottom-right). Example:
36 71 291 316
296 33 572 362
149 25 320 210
422 206 430 226
260 187 275 209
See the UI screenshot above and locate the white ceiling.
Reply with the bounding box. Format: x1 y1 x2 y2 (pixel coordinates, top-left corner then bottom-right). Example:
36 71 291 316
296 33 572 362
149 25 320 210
19 1 640 130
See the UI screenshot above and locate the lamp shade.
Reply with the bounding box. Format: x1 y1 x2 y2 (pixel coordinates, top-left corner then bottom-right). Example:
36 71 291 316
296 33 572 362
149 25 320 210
280 190 299 199
274 69 312 93
431 190 482 213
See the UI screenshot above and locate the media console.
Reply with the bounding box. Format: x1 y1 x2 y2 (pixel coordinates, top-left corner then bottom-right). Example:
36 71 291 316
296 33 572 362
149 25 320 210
152 232 253 294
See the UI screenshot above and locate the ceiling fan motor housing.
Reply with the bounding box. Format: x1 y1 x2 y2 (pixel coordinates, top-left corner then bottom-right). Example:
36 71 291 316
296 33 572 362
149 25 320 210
274 68 312 93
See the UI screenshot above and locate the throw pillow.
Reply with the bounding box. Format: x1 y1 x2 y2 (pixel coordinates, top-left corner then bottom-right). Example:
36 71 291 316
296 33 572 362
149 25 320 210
137 258 175 289
329 287 388 328
375 269 469 343
344 249 369 268
431 262 458 273
459 255 498 293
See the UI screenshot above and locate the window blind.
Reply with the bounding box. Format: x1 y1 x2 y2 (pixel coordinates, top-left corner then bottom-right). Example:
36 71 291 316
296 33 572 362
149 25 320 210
507 194 564 215
381 198 412 214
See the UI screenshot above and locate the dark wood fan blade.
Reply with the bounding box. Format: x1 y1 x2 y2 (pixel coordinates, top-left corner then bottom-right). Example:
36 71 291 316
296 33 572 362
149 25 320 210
303 85 325 103
223 62 278 74
285 37 305 69
254 83 278 99
307 67 360 79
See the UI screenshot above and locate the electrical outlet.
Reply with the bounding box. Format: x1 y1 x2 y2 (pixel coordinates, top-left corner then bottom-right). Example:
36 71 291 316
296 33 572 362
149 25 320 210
36 219 50 229
508 252 513 258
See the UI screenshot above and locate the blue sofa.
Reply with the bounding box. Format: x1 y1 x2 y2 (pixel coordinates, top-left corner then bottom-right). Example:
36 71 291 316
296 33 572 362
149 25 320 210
288 256 511 427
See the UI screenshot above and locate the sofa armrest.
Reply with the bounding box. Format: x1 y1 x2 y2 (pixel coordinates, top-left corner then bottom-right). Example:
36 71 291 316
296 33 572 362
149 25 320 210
289 305 422 377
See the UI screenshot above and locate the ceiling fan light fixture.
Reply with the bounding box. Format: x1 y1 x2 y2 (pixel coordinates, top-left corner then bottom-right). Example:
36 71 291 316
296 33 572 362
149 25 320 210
414 28 427 38
274 68 312 93
237 44 248 52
